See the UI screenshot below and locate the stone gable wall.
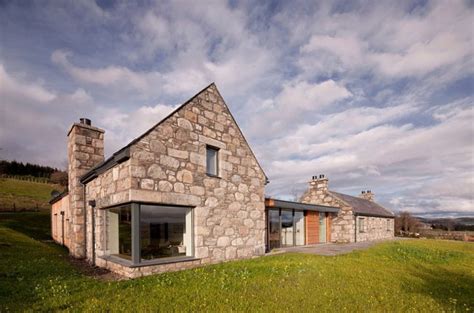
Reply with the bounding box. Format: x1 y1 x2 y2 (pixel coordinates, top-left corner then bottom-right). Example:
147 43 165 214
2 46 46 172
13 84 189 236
85 84 267 275
128 85 267 263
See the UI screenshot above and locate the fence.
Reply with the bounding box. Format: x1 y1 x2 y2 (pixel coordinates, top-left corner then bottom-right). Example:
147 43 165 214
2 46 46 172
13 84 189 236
0 174 50 184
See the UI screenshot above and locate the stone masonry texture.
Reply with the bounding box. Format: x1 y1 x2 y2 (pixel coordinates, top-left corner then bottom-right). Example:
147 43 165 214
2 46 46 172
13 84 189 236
85 84 267 277
67 123 104 258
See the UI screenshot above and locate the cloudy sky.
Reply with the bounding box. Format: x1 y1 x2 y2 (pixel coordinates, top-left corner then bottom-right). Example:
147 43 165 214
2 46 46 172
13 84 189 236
0 0 473 217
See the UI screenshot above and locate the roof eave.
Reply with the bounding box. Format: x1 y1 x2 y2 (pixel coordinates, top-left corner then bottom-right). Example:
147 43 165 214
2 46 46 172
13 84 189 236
354 212 395 218
80 147 130 184
265 198 340 213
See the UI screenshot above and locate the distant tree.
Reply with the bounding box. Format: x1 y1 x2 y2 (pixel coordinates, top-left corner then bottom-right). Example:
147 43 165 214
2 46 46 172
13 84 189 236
0 159 59 178
446 218 455 231
50 171 68 186
395 211 420 233
290 186 302 202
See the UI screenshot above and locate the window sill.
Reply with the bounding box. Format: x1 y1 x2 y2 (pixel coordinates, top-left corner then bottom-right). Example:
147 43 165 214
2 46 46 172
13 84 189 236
206 173 221 179
100 255 200 268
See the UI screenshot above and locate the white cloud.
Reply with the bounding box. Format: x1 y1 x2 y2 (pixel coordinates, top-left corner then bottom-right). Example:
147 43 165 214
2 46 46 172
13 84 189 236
0 64 56 103
51 50 162 92
371 32 472 78
277 80 352 111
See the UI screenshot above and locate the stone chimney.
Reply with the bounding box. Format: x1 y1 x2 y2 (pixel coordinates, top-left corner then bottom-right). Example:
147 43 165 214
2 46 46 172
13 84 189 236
360 190 374 202
67 118 104 258
309 174 329 193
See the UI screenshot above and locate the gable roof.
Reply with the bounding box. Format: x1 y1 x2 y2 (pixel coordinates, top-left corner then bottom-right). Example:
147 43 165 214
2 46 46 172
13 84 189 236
329 191 395 218
80 82 268 184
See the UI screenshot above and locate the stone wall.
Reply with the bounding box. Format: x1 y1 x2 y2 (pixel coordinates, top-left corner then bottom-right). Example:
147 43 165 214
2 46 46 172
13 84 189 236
67 122 104 258
51 195 70 247
355 216 394 242
84 84 267 276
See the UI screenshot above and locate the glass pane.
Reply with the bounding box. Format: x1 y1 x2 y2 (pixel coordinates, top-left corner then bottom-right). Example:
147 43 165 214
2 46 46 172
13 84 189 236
268 209 280 250
294 211 305 246
206 147 217 175
319 212 326 243
281 210 294 246
107 205 132 260
140 205 191 260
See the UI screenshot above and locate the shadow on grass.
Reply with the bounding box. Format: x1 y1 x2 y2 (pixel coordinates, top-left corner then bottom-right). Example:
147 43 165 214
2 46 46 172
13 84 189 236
407 265 474 311
0 211 51 241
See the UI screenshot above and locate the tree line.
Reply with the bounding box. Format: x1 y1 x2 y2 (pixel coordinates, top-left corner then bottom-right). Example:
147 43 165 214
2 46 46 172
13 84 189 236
0 160 67 186
395 211 474 233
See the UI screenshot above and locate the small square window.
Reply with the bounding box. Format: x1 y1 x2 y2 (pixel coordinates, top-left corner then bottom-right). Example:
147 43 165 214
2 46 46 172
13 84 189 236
206 146 219 176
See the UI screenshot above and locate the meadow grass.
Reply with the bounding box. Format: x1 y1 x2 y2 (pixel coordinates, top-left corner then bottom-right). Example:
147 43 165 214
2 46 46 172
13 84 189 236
0 178 62 211
0 212 473 312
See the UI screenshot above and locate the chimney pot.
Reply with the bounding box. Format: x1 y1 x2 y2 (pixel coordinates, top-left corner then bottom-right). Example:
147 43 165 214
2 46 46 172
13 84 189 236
80 118 91 126
362 191 365 194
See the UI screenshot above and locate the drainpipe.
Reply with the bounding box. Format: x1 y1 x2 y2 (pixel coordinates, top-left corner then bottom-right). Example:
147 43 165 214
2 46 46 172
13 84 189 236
354 214 357 243
82 183 87 259
89 199 96 266
60 211 65 245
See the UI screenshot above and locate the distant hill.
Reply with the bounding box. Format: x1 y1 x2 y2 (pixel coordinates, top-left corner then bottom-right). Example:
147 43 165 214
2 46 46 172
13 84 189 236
0 178 63 211
417 216 474 231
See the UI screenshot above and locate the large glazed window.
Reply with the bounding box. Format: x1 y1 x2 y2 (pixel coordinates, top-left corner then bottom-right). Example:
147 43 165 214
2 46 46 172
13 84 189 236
140 205 193 260
105 203 193 265
107 204 132 260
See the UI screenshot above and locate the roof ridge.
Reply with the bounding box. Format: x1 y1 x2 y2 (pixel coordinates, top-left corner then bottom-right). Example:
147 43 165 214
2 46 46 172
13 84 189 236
329 190 394 217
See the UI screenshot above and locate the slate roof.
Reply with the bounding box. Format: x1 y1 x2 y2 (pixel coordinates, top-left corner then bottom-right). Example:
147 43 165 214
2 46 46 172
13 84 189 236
329 191 395 218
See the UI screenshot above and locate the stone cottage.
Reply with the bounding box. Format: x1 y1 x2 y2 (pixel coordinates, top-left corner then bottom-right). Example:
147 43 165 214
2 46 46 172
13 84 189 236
301 175 395 242
50 83 394 278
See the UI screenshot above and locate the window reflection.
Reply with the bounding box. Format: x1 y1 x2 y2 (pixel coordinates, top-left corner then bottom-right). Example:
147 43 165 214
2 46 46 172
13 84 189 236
140 205 192 260
107 205 132 260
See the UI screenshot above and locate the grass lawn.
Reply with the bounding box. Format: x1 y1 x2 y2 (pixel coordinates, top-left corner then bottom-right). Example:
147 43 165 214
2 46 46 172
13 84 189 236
0 178 62 211
0 212 473 312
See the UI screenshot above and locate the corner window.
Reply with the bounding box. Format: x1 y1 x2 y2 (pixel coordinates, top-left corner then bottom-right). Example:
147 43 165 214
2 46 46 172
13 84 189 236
105 203 193 265
206 146 219 176
358 217 365 233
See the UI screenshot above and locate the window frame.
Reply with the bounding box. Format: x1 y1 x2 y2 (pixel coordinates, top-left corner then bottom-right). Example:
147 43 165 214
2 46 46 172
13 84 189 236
358 217 366 233
206 145 219 177
102 202 196 267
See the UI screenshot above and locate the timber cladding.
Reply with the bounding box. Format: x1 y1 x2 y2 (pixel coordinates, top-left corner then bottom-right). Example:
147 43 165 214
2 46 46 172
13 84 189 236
305 211 319 244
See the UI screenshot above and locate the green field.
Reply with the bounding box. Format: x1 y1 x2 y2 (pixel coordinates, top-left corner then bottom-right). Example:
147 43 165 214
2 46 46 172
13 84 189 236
0 178 62 211
0 212 473 312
